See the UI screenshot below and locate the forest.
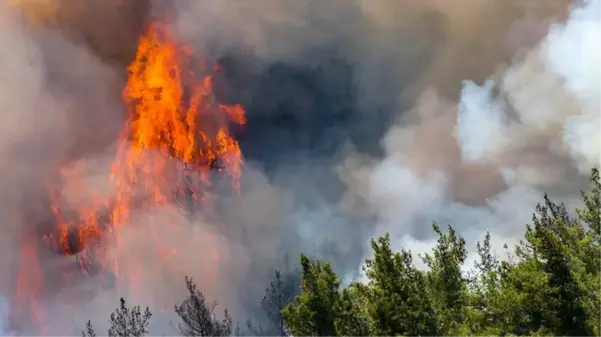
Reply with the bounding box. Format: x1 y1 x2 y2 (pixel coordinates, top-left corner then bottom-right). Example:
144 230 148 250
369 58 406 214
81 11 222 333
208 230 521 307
82 168 601 336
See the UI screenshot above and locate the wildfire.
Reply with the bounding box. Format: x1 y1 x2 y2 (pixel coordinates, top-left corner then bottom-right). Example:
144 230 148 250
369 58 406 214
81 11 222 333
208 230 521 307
114 22 245 221
12 21 246 333
12 236 47 334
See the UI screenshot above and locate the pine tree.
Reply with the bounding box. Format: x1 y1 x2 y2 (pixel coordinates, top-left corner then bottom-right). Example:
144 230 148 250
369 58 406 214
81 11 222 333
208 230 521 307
82 320 97 337
520 196 592 335
175 276 232 336
363 234 438 336
108 298 152 337
282 254 341 336
420 224 469 334
334 283 371 336
79 168 601 337
82 298 152 337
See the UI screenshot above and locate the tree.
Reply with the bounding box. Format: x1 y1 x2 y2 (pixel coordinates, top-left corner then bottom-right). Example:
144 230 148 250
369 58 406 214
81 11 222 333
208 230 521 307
578 168 601 244
261 270 290 336
108 298 152 337
282 254 341 336
246 254 300 336
79 168 601 337
421 223 470 334
363 234 438 336
260 269 293 336
82 320 97 337
334 283 371 336
175 276 233 336
516 195 593 335
466 231 503 335
575 168 601 335
83 298 152 337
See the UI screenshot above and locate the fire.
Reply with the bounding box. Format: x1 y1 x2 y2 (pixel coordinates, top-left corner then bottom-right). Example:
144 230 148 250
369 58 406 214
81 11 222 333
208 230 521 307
113 22 245 221
45 165 104 257
12 21 246 333
12 236 47 334
108 21 246 301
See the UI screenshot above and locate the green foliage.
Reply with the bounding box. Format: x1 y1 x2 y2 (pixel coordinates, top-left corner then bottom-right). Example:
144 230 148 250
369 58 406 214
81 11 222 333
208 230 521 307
281 254 341 336
362 234 437 336
578 168 601 243
421 223 469 334
334 283 371 336
282 168 601 336
81 168 600 337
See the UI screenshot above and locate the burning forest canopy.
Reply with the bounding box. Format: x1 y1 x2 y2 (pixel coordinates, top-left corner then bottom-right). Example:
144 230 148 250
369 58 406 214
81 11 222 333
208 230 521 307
1 0 599 335
6 2 249 333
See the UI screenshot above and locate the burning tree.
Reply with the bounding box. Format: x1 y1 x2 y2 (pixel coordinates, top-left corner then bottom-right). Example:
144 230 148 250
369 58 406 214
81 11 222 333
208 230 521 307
12 16 247 335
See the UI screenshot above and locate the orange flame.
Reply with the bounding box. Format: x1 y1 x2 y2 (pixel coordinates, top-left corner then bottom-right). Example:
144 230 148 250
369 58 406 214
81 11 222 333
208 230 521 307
112 23 245 223
107 20 245 301
13 21 245 332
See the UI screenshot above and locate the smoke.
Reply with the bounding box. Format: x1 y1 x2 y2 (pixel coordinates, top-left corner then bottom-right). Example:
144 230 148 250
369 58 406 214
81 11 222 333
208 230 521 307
341 0 599 273
0 0 151 334
0 0 598 335
0 297 11 336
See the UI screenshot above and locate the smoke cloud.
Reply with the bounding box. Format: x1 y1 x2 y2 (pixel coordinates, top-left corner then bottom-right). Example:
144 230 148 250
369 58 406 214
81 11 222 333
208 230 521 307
0 0 598 335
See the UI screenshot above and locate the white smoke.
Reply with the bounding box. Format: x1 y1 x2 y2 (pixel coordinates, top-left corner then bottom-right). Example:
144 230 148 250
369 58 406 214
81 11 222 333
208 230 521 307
0 0 594 334
456 80 510 163
457 0 601 171
346 0 600 277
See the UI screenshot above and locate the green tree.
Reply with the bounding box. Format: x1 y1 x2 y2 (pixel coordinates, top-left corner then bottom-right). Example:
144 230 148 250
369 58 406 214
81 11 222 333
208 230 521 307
578 168 601 244
79 168 601 337
421 223 470 334
362 234 438 336
518 196 592 335
466 231 504 335
575 168 601 335
334 283 371 336
495 255 556 335
282 254 341 336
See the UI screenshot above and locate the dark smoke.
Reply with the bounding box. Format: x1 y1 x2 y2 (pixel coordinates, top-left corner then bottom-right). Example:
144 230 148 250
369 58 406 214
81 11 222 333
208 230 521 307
2 0 597 335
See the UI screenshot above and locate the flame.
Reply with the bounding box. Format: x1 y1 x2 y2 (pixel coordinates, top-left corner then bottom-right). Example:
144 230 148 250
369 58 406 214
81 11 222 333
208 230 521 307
113 22 245 219
12 21 245 333
107 21 245 302
12 235 47 334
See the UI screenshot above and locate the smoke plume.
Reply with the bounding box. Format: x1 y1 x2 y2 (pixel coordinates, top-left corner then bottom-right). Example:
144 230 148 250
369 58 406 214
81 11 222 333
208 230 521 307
0 0 598 335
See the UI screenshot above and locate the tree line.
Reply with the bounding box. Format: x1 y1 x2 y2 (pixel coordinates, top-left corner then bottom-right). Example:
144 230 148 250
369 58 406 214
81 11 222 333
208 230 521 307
83 168 601 336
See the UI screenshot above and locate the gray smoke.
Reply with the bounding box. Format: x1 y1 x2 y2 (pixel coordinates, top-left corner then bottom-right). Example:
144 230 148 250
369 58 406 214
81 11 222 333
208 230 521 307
339 0 599 273
0 0 598 335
